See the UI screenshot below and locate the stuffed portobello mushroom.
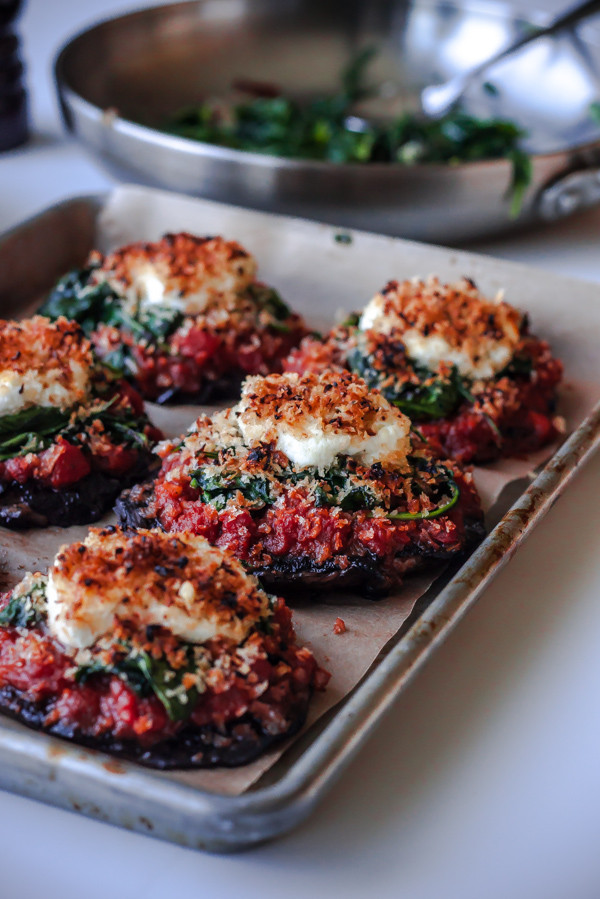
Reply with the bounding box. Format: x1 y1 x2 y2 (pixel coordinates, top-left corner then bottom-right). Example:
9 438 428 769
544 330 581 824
0 316 162 528
39 232 306 404
117 371 484 596
0 527 328 768
286 277 563 464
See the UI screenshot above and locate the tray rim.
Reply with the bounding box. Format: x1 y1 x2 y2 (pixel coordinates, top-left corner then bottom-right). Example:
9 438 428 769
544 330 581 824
1 188 599 852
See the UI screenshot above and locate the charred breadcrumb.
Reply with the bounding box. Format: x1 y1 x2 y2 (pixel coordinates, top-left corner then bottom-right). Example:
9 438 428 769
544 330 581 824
0 530 328 768
360 277 522 376
116 371 484 597
50 528 269 648
92 232 257 316
0 316 92 409
0 315 92 370
286 277 563 464
237 371 410 470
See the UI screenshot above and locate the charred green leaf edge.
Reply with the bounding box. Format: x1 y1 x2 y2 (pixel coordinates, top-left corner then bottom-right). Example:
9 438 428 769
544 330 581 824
0 398 151 461
190 455 460 520
76 644 200 722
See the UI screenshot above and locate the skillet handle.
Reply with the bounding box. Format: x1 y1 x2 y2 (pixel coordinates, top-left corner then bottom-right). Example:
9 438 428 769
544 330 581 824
537 167 600 219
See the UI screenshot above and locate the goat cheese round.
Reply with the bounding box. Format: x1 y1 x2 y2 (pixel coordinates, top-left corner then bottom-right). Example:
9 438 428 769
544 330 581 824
358 277 522 380
46 528 270 650
236 370 410 471
0 316 92 415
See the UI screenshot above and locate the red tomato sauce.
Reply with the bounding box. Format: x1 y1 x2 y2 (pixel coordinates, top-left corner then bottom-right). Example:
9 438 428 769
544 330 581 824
122 321 307 400
151 474 481 571
0 382 160 489
0 600 327 745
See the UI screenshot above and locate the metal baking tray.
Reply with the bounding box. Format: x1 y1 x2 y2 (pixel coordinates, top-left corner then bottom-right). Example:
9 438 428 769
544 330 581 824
0 187 599 852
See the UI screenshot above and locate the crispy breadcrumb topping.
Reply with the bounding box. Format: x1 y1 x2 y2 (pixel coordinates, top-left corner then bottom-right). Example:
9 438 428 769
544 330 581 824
91 232 257 316
237 371 410 470
149 373 472 526
359 277 522 379
0 316 92 414
47 527 270 650
0 316 91 375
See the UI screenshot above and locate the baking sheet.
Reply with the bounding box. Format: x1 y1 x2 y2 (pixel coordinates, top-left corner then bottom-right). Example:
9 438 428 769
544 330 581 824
1 185 599 798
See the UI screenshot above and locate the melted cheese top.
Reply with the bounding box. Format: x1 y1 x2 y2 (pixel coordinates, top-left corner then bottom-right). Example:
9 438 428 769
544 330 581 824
236 371 410 471
358 277 522 379
0 316 92 415
46 528 269 650
92 232 257 316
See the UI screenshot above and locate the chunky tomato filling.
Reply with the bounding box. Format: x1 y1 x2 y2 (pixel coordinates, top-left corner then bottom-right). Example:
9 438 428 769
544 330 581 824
417 344 562 463
0 382 162 490
147 473 481 576
95 319 307 401
0 437 144 489
419 403 560 464
40 238 308 404
0 600 327 746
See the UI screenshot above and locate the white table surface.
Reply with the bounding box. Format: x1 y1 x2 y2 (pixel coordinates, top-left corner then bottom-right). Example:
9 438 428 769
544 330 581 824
2 2 600 897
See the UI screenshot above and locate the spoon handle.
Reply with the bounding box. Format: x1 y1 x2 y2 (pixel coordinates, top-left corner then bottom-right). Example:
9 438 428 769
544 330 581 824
469 0 600 81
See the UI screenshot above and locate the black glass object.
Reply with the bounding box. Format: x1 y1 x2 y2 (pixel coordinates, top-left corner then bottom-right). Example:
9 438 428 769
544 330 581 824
0 0 27 151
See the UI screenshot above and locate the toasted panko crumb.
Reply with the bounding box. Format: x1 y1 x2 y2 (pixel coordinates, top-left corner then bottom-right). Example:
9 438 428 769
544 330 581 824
360 276 522 344
0 315 92 376
91 232 257 315
359 276 522 379
236 370 411 470
0 316 92 412
47 527 270 650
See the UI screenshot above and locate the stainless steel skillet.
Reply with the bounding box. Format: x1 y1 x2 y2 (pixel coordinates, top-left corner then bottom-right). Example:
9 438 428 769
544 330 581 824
55 2 600 246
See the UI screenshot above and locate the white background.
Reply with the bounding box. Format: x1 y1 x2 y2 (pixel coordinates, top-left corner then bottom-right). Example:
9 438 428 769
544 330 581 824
2 2 600 897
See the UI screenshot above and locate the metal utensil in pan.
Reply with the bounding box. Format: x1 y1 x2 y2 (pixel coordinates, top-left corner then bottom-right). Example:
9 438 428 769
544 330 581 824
55 0 600 243
421 0 600 117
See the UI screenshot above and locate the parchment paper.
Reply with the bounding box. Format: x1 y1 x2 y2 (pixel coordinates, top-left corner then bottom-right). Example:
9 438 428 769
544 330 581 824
2 185 599 797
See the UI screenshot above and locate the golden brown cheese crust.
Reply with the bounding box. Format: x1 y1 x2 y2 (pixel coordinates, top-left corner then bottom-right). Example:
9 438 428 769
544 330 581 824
91 232 257 312
50 527 270 648
365 277 522 350
238 370 408 450
0 315 92 386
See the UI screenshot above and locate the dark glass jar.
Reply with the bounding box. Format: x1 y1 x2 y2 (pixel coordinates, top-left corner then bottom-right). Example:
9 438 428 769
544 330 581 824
0 0 27 152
